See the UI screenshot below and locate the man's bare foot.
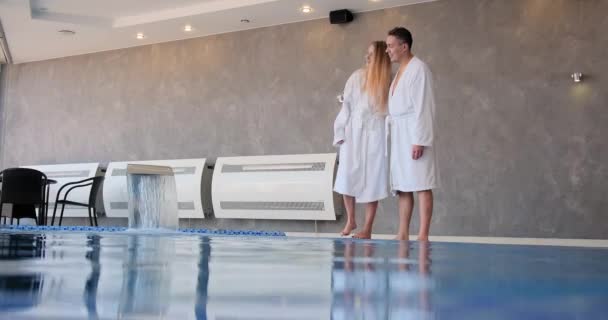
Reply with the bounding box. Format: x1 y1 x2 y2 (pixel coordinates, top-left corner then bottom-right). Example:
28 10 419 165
340 222 357 236
353 230 372 239
417 235 430 242
394 233 409 241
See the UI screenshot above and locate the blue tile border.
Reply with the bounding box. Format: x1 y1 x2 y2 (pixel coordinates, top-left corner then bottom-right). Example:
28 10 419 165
0 224 286 237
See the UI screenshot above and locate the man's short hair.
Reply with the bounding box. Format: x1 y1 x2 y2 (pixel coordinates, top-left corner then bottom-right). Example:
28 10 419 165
388 27 413 50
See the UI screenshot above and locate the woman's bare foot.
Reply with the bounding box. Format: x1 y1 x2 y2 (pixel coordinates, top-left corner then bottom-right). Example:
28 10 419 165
340 222 357 236
353 230 372 239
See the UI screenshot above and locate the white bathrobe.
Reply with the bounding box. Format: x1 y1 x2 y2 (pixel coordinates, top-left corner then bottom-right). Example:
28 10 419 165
387 57 439 193
333 69 389 203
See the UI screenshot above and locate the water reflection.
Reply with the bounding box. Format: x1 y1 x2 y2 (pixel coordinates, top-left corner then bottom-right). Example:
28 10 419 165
0 232 607 319
331 240 433 320
0 234 45 312
390 241 432 319
195 237 211 320
118 235 175 319
83 235 101 320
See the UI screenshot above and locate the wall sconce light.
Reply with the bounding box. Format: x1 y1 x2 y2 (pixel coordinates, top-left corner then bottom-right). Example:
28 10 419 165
571 72 583 83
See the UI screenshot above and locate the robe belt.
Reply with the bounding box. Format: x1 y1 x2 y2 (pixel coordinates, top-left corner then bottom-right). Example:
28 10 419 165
384 112 414 157
350 112 382 129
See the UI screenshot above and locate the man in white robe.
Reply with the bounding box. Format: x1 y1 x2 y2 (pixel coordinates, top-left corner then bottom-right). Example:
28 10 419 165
385 27 439 241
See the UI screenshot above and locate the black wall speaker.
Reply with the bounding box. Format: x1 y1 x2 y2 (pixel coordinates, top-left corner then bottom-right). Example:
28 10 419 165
330 9 354 24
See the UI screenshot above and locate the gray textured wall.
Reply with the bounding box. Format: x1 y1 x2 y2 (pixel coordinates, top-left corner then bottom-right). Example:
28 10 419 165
1 0 606 238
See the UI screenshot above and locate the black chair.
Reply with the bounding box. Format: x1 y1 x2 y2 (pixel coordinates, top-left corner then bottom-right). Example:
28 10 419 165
52 176 104 227
0 168 48 225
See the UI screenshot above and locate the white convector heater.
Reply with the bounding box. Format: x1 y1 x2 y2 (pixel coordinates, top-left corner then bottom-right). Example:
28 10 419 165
21 163 102 218
103 159 206 219
211 153 338 220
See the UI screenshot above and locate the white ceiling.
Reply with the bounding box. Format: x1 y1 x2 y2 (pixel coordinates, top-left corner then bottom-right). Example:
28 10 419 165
31 0 213 18
0 0 435 64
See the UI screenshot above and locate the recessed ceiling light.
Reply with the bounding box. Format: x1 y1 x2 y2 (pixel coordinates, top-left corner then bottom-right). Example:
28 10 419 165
571 72 583 83
58 29 76 36
136 32 145 40
184 25 193 32
240 19 250 23
301 6 313 13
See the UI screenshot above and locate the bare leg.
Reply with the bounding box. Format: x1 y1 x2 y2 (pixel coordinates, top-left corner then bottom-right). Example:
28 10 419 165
417 190 433 242
340 195 357 236
353 201 378 239
396 192 414 241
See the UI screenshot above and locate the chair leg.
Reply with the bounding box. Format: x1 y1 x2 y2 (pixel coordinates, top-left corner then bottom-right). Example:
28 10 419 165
38 201 44 226
51 201 60 226
87 207 93 226
93 210 99 227
45 185 51 226
59 203 66 226
9 203 14 225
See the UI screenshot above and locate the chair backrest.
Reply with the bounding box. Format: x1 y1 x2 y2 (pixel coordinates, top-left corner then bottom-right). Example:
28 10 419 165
0 168 47 206
88 176 105 207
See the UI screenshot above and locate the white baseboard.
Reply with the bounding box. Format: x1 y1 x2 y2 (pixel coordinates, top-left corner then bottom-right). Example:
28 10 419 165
285 232 608 248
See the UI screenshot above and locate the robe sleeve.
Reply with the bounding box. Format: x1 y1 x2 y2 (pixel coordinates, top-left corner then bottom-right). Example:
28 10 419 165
333 71 357 147
409 65 436 147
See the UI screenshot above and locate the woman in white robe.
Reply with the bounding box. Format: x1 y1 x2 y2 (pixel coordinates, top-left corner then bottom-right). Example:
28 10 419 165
333 41 392 239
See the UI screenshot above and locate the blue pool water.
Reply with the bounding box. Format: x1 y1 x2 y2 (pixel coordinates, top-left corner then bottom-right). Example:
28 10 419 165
0 230 607 319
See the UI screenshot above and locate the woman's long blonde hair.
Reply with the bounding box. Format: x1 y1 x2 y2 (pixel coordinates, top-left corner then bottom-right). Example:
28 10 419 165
363 41 392 114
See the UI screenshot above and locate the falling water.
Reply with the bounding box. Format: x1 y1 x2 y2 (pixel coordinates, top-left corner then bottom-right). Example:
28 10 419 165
126 165 179 230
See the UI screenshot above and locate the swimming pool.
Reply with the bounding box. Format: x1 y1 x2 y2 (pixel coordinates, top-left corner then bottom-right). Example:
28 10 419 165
1 229 607 319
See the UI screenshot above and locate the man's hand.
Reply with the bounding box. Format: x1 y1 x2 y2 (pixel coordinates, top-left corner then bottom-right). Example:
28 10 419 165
412 145 424 160
337 140 344 145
